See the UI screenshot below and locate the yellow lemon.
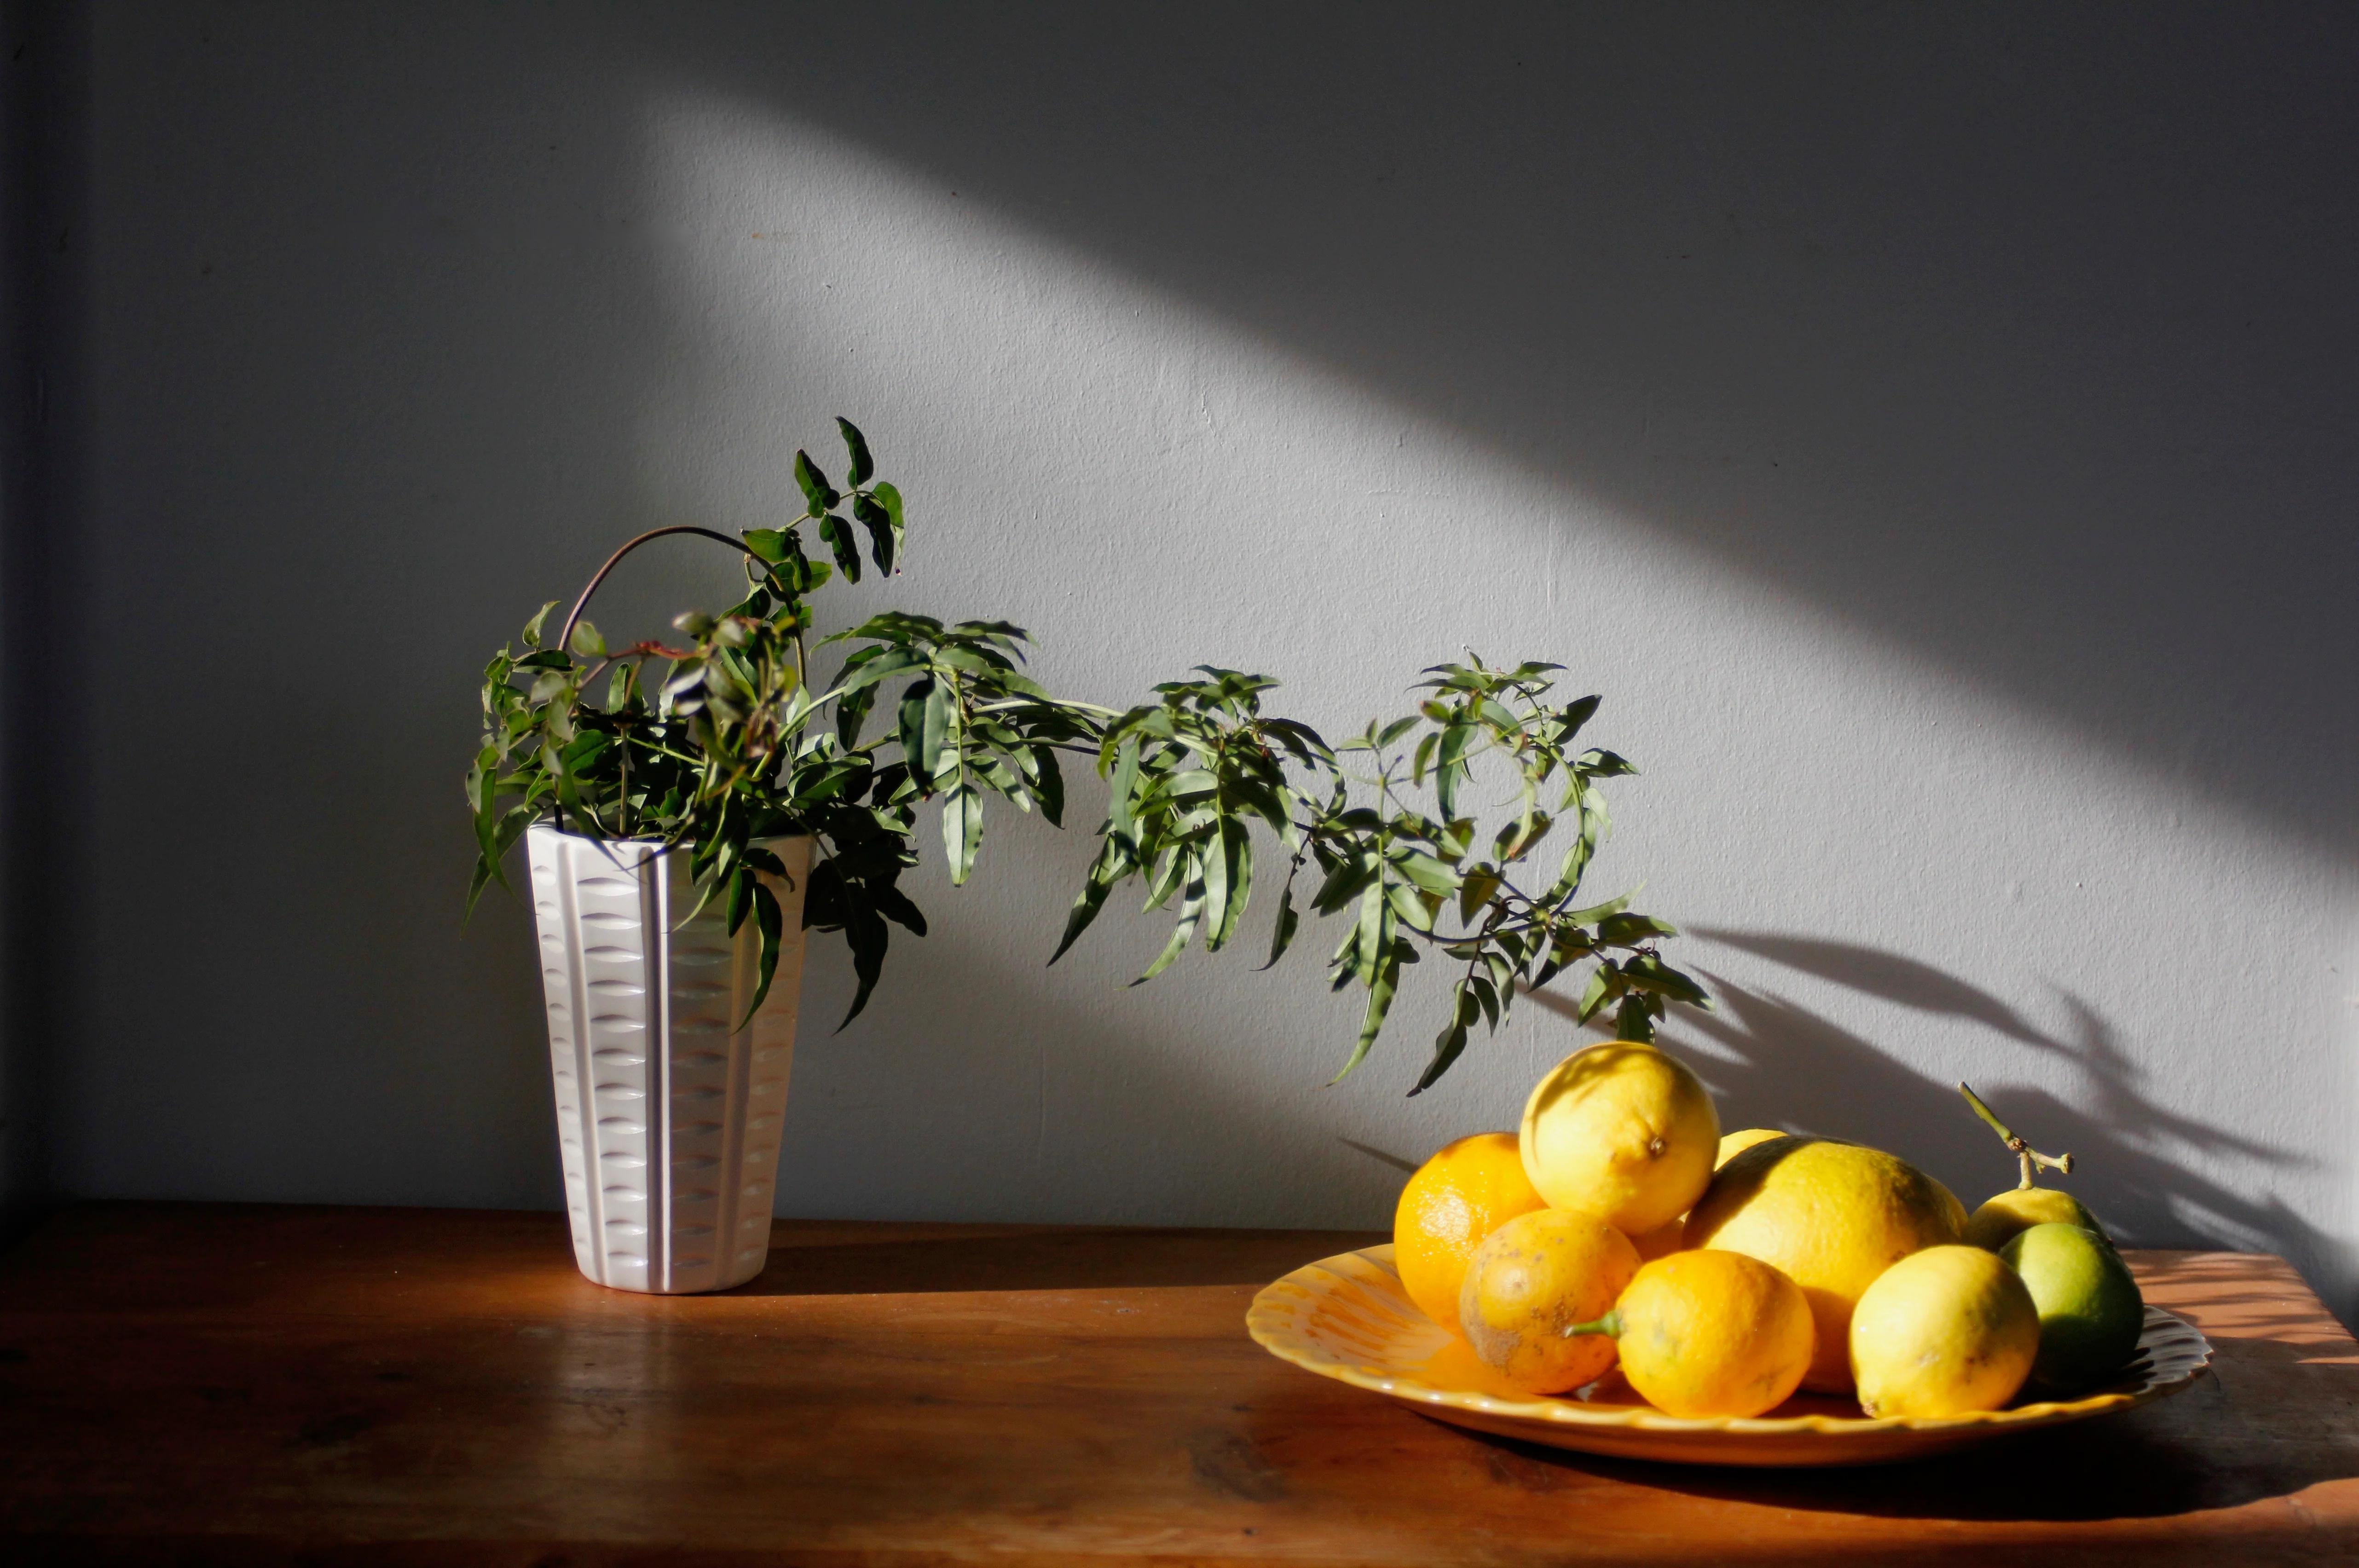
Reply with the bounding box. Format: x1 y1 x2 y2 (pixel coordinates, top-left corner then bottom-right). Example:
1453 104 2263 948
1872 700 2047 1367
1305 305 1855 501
1458 1209 1641 1394
1519 1042 1719 1235
1392 1132 1548 1335
1571 1249 1815 1418
1716 1127 1787 1168
1850 1244 2040 1417
1684 1136 1967 1393
1963 1186 2108 1252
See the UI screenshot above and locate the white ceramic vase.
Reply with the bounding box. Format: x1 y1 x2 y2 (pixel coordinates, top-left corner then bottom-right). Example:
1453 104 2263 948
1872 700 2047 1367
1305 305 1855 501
526 824 810 1293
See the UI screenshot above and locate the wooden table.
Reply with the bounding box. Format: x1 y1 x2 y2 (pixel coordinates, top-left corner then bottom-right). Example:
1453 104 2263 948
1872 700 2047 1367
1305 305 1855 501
0 1205 2354 1564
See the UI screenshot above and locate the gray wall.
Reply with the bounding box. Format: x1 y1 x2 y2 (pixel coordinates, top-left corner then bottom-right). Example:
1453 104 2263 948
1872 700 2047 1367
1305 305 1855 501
20 5 2359 1317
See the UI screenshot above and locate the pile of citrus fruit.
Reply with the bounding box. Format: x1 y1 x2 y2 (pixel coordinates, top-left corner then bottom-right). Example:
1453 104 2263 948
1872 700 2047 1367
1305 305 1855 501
1394 1041 2145 1418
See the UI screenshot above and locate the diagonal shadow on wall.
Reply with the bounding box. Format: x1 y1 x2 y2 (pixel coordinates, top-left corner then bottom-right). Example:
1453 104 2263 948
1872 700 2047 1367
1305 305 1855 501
622 0 2359 859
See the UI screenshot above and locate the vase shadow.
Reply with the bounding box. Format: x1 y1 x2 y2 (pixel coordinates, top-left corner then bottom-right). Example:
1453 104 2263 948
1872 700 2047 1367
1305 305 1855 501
724 1218 1384 1297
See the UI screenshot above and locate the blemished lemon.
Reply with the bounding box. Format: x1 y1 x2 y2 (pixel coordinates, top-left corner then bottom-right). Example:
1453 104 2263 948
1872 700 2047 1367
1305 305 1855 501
1717 1128 1787 1168
1684 1136 1968 1393
1964 1186 2108 1252
1850 1244 2040 1417
1519 1042 1719 1235
1569 1249 1815 1418
1393 1132 1548 1336
1458 1209 1641 1394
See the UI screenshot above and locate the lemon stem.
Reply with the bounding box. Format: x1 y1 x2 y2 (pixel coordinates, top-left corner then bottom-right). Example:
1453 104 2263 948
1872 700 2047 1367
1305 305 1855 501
1559 1309 1623 1340
1956 1081 2074 1190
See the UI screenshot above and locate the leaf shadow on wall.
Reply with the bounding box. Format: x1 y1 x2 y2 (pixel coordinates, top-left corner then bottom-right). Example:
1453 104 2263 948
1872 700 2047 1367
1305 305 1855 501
1669 930 2327 1282
1502 938 2359 1519
1523 934 2330 1298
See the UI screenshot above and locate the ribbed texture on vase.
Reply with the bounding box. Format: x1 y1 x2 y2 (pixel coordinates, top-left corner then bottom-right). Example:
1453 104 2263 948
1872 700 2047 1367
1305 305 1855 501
528 825 809 1294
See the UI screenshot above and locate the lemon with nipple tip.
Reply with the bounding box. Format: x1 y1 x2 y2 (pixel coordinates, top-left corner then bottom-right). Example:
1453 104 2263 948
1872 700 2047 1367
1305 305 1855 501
1561 1249 1815 1418
1684 1135 1967 1393
1519 1041 1718 1237
1954 1081 2110 1251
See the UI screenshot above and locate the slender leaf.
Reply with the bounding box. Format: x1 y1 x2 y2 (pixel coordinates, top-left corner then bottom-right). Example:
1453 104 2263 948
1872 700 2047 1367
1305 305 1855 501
818 513 862 582
1260 873 1300 970
1326 944 1402 1086
1134 850 1208 984
793 449 839 513
836 416 874 486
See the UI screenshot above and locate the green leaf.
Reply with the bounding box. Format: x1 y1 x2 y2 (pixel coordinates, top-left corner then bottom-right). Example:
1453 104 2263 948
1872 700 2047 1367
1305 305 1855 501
1212 819 1253 951
1392 850 1457 897
1470 973 1500 1030
1376 715 1419 748
1199 813 1232 945
1107 739 1141 842
897 677 952 785
1311 850 1378 916
1260 874 1301 970
735 880 785 1029
742 527 791 565
1326 944 1402 1086
836 416 874 487
1411 731 1440 785
852 492 897 575
1494 810 1552 862
1616 992 1657 1042
1618 953 1712 1006
921 678 955 781
1409 1018 1471 1096
1384 880 1433 934
568 619 606 658
1563 887 1635 925
942 782 982 884
831 646 925 698
818 513 862 582
1134 849 1207 983
1354 882 1388 985
793 449 839 513
1597 912 1679 945
1576 963 1620 1024
870 480 907 569
837 905 890 1029
520 600 560 648
1049 856 1117 965
1458 865 1502 923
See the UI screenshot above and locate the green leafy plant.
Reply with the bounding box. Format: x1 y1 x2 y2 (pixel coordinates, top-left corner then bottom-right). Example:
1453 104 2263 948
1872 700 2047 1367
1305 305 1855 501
1047 660 1708 1093
468 420 1708 1087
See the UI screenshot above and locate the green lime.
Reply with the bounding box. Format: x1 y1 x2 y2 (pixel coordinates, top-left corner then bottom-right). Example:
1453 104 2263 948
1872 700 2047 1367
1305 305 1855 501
2000 1222 2144 1395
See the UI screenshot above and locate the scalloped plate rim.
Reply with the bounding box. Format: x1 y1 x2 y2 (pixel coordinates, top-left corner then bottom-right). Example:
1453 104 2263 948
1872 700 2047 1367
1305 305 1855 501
1247 1243 2213 1449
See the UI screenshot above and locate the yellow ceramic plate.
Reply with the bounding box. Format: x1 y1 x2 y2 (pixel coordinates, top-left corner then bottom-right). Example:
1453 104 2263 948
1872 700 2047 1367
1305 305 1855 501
1247 1244 2212 1467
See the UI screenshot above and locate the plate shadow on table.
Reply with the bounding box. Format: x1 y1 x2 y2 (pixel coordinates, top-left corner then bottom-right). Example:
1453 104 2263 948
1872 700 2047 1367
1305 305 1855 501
1445 1347 2359 1522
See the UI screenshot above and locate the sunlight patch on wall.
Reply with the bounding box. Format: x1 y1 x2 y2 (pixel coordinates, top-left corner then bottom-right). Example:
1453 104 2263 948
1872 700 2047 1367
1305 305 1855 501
622 91 2355 1307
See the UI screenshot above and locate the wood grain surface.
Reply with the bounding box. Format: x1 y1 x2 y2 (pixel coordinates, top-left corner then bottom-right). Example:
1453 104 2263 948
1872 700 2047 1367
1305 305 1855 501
0 1203 2353 1565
